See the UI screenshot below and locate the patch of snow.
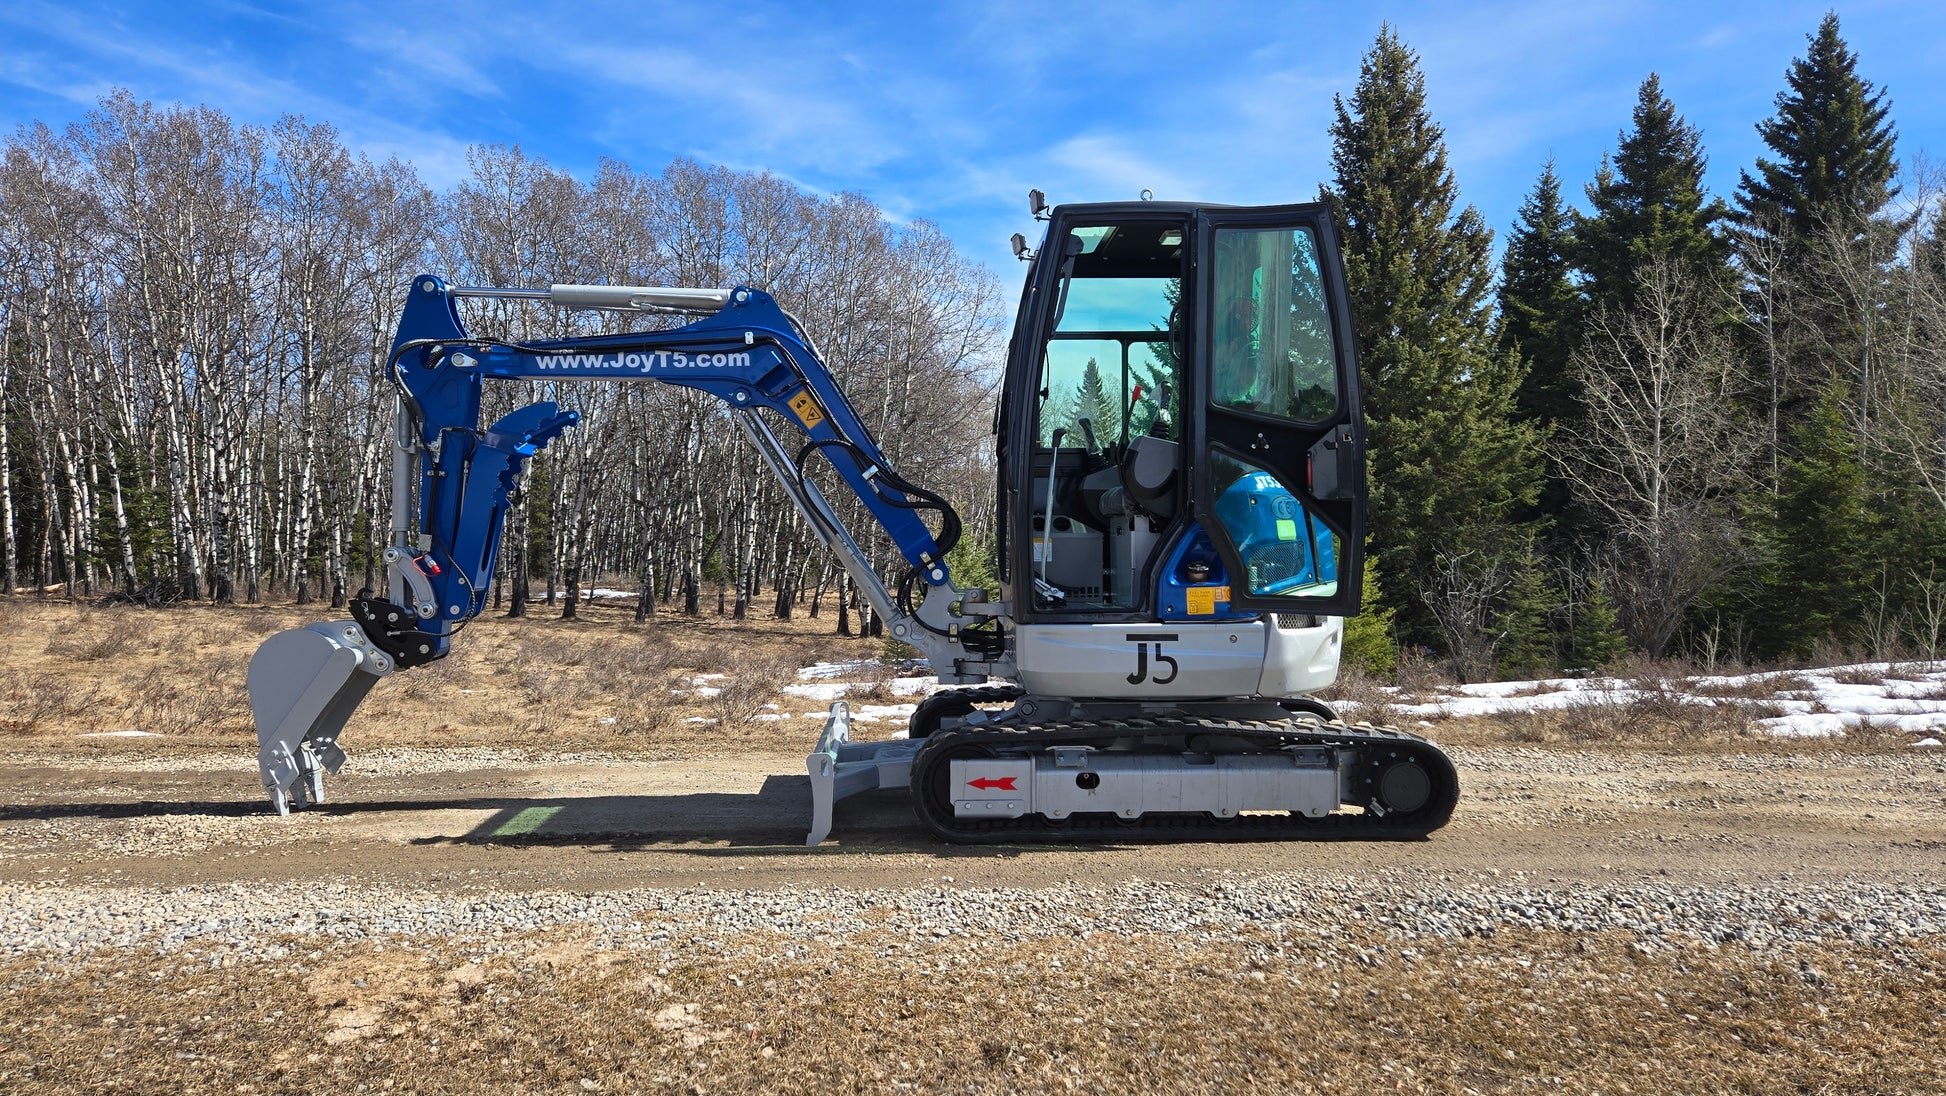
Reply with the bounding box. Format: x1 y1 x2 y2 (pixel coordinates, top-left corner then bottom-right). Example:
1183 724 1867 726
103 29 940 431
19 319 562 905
1452 677 1582 698
783 677 937 702
1913 737 1942 748
785 682 848 702
1755 713 1857 738
78 730 160 738
1341 660 1946 739
853 703 919 724
798 660 878 680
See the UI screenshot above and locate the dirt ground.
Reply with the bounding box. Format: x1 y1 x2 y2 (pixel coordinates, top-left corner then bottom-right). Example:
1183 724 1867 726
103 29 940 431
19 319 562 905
2 600 1944 1093
1 740 1943 893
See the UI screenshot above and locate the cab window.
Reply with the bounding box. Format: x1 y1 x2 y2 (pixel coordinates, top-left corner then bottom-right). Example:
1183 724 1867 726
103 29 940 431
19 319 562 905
1210 226 1337 423
1035 225 1185 449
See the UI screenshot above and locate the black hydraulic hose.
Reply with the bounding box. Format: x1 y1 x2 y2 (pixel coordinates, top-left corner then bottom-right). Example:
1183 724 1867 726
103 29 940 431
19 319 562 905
796 438 963 561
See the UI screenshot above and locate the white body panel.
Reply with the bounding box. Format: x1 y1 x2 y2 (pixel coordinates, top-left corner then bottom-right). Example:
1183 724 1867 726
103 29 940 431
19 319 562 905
1013 615 1343 701
1257 615 1344 697
1014 622 1268 698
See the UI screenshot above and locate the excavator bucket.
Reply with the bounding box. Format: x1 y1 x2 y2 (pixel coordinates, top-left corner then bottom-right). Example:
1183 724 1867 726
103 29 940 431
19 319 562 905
248 621 392 814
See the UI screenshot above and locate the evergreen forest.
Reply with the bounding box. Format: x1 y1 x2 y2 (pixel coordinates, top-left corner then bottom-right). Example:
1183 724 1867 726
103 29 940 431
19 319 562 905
1329 16 1946 676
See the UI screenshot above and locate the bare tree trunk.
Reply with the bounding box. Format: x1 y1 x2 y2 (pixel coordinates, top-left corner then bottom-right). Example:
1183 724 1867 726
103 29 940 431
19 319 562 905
0 325 16 595
507 496 530 618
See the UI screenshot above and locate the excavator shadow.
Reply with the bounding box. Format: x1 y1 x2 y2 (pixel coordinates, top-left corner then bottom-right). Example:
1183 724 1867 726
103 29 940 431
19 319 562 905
0 784 1061 857
0 800 277 821
401 783 1050 856
1 778 1008 853
402 775 910 850
0 790 1406 854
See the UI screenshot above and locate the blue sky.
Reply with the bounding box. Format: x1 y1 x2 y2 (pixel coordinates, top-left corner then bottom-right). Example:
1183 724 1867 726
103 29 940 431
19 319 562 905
4 1 1943 279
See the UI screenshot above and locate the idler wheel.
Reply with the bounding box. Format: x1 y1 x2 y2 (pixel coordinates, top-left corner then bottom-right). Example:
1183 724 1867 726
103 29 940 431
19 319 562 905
1377 760 1432 814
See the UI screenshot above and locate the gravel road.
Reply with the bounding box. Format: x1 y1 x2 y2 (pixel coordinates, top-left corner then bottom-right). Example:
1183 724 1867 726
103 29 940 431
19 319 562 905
3 741 1942 964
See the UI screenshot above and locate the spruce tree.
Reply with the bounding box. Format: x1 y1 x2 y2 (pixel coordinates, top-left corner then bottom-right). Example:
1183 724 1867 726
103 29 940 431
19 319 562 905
1874 470 1946 653
1494 545 1560 680
1734 15 1910 659
1565 575 1627 672
1734 12 1901 460
1499 161 1579 429
1575 74 1730 311
1737 12 1898 251
1323 26 1541 648
1498 162 1580 535
1923 205 1946 291
1340 553 1398 675
1075 357 1122 444
1763 381 1878 658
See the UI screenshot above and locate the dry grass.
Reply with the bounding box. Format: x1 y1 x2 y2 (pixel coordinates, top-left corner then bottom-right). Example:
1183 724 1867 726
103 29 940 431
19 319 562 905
1443 678 1785 751
704 648 800 731
1687 672 1813 701
0 596 894 754
1314 664 1404 727
41 606 146 661
1 929 1940 1094
0 668 104 734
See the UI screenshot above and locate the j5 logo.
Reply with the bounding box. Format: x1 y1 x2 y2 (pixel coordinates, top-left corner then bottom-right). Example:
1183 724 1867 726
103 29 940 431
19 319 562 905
1125 632 1180 685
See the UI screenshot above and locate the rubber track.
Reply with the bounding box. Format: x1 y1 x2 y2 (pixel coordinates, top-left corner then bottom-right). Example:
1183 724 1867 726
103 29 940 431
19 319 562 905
910 715 1459 844
906 684 1026 739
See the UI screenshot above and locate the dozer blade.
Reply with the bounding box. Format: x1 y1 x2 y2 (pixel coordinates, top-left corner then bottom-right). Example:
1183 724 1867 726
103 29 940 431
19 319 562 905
248 622 391 815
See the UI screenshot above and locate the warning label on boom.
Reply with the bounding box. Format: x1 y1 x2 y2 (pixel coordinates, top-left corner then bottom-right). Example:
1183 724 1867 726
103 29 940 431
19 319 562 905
788 389 827 430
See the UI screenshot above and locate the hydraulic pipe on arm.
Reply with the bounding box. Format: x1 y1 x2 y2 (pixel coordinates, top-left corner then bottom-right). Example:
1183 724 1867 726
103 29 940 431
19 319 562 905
246 274 998 814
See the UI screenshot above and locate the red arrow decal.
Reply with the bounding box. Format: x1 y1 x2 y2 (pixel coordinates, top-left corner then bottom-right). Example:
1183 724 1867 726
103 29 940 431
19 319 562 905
968 776 1017 791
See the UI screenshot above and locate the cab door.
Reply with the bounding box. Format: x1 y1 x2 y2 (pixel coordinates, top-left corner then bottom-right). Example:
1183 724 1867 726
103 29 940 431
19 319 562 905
1188 205 1364 616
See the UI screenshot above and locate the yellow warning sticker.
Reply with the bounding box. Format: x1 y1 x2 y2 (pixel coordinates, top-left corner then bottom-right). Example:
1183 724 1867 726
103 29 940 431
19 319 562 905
788 389 827 430
1187 586 1230 615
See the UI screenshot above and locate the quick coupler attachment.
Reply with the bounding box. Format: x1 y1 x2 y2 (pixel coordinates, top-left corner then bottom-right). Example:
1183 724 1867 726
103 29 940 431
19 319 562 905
247 620 396 815
349 598 444 670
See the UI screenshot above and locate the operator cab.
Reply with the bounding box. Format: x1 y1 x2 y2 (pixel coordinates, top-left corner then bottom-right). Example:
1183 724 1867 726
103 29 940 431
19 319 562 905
998 202 1365 626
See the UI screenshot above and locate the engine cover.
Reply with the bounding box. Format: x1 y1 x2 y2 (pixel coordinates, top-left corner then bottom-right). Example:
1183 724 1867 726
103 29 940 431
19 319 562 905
1013 622 1268 698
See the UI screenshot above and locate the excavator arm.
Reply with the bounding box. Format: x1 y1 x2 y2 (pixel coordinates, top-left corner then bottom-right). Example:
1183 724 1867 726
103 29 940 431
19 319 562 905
247 274 997 815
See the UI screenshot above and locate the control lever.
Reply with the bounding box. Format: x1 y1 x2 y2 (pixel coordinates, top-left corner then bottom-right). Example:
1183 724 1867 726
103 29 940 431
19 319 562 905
1039 427 1066 581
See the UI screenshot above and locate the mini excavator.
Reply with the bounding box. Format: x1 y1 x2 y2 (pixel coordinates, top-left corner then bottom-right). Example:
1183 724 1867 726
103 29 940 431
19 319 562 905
246 197 1459 844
